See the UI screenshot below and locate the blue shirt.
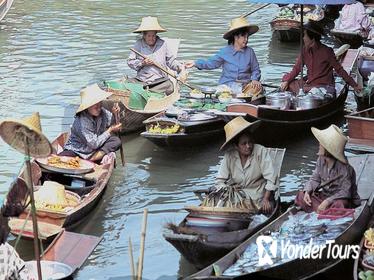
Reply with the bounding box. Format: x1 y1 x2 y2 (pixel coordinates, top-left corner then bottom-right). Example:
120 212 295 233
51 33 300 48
194 45 261 85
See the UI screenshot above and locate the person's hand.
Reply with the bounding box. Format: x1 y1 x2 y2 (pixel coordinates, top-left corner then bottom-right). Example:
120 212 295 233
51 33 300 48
184 60 195 68
112 102 120 115
142 57 154 66
280 81 289 91
303 191 312 206
251 80 262 90
108 123 122 134
260 197 273 214
317 199 331 213
354 84 363 94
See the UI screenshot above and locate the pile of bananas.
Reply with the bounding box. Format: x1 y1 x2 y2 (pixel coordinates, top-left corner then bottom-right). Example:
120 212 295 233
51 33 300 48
365 228 374 245
148 123 181 134
35 201 65 212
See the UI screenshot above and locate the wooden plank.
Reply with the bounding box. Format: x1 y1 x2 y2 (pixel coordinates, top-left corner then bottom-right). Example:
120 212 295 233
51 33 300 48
42 230 102 272
340 49 359 74
349 154 374 200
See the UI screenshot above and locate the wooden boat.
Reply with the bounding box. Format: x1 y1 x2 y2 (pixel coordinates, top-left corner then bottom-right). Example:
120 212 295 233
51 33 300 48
216 83 348 129
140 111 225 147
8 132 115 240
164 148 285 269
0 0 14 22
270 18 301 42
331 29 366 48
345 107 374 153
101 79 180 134
188 153 374 279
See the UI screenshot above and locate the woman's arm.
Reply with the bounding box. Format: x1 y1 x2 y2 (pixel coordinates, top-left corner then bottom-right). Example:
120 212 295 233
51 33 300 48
282 54 302 83
215 154 231 189
127 41 144 71
249 50 261 81
194 50 224 70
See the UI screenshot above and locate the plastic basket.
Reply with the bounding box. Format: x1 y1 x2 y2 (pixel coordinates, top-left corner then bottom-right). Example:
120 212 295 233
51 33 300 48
317 208 355 220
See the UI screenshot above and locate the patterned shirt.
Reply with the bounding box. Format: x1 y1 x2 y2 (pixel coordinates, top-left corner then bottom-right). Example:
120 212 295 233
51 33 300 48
216 144 277 207
64 109 113 159
338 2 371 33
194 45 261 85
0 243 24 280
304 156 361 205
127 37 182 83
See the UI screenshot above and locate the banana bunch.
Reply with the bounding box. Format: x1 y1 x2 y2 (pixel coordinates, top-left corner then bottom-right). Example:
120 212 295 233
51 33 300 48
35 201 65 212
148 123 181 134
365 228 374 245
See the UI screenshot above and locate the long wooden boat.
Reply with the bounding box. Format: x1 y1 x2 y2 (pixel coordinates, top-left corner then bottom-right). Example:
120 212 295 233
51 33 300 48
101 79 180 134
345 107 374 153
165 148 285 269
141 111 225 147
0 0 14 22
270 18 301 42
187 153 374 279
8 132 115 240
331 29 366 48
216 83 348 129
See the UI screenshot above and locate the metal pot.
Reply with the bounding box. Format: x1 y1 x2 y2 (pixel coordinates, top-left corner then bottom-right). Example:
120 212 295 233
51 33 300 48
266 92 293 110
296 94 323 109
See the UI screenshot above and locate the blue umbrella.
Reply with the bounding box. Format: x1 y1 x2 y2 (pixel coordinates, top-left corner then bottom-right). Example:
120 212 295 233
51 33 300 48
247 0 355 91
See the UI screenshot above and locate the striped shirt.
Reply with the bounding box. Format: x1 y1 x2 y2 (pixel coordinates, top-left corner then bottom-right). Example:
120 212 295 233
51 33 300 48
0 243 24 280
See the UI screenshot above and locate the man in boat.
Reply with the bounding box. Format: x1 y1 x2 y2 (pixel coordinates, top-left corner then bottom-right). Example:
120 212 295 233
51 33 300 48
213 117 278 214
61 84 122 162
127 16 187 95
335 0 371 35
295 125 361 213
185 17 262 94
280 20 362 96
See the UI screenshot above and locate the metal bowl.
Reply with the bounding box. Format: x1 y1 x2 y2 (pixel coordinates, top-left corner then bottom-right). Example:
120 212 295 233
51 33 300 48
266 91 293 110
296 94 323 110
200 86 217 94
22 260 73 280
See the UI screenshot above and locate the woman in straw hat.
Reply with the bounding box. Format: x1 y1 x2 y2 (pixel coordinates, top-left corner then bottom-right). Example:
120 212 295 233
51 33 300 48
61 84 122 162
214 117 278 213
280 20 361 96
185 17 262 93
295 125 361 213
127 16 187 95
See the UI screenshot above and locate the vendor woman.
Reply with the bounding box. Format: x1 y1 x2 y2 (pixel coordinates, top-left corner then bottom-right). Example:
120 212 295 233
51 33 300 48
185 17 262 92
214 117 278 213
295 125 361 213
61 84 122 162
280 20 361 95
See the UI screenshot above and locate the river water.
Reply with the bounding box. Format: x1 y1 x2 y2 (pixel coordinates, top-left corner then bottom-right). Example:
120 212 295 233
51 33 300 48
0 1 356 279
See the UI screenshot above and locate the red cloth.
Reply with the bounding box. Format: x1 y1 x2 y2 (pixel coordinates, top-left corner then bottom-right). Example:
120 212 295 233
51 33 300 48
282 42 358 89
294 190 351 213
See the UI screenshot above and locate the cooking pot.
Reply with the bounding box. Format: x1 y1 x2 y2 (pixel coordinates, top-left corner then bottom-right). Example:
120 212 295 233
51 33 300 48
296 94 323 109
266 92 293 110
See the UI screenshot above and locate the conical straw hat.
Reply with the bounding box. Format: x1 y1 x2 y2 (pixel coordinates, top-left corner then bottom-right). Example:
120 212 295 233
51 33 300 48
223 17 259 40
220 117 261 151
311 125 348 164
0 112 52 157
133 16 166 33
76 84 112 114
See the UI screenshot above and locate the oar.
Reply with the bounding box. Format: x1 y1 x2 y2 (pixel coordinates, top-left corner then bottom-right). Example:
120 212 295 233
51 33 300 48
114 102 125 167
130 48 198 91
241 3 271 18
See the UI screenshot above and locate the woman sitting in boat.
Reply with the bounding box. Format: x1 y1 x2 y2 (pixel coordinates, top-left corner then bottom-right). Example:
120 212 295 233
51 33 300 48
213 117 278 214
280 20 361 96
295 125 361 213
61 84 122 162
335 1 371 35
185 17 262 93
127 16 187 95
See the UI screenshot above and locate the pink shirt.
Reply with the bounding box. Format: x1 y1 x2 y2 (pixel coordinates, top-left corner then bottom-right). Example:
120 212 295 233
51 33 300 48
338 2 371 32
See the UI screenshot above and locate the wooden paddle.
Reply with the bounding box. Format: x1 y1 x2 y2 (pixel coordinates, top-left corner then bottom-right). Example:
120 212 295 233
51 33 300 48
130 48 201 91
313 174 343 193
114 102 125 167
241 3 271 18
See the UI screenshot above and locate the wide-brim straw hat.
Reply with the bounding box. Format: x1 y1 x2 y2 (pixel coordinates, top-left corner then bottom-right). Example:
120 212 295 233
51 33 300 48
223 17 259 40
303 19 325 36
311 125 348 164
0 112 52 157
133 16 166 33
220 117 261 151
76 84 112 114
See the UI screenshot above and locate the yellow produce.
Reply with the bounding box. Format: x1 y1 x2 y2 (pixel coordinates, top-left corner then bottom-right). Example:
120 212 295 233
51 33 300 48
148 123 181 134
365 228 374 245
